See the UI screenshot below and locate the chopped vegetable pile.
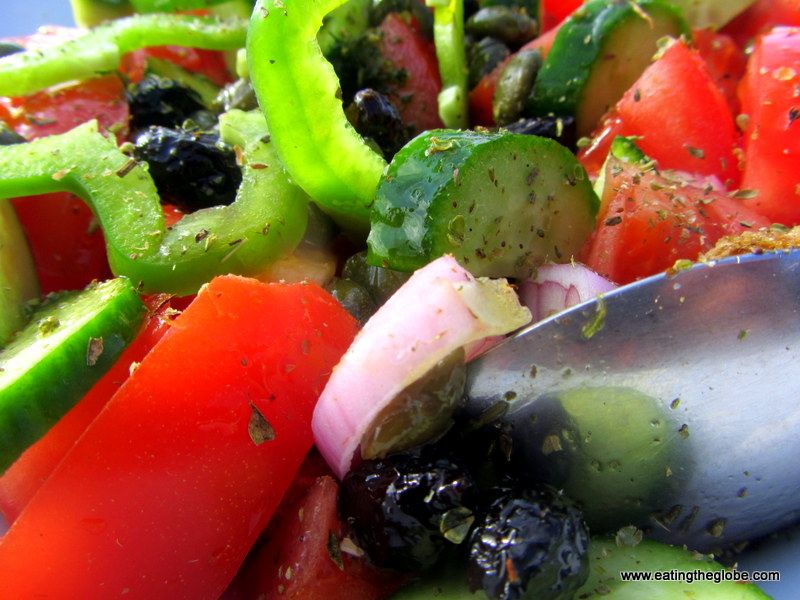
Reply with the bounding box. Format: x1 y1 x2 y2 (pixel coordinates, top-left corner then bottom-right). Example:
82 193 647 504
0 0 798 598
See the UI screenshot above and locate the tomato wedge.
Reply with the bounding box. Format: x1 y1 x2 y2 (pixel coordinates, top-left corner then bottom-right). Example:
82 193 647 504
229 471 404 600
378 14 443 134
539 0 584 33
692 28 747 115
0 276 358 599
579 41 742 187
581 160 770 285
738 27 800 226
722 0 800 48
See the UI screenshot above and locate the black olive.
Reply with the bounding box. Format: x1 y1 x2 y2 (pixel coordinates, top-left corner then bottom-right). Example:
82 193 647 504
467 37 511 88
502 116 578 152
464 0 481 19
345 89 411 159
341 450 478 571
0 122 25 146
468 486 589 600
133 126 241 212
127 75 207 132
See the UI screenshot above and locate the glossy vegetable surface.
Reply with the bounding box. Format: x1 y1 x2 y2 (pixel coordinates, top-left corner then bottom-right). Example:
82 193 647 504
0 276 358 598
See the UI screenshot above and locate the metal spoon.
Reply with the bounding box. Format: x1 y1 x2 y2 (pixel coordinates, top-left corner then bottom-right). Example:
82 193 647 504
463 249 800 551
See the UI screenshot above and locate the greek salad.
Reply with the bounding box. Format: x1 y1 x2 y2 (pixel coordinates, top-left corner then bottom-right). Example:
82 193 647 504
0 0 798 598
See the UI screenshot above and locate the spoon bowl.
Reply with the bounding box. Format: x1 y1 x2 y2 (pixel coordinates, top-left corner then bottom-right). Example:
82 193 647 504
464 250 800 550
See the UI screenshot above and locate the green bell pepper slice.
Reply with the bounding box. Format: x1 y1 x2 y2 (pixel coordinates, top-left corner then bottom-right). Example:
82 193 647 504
0 202 39 347
0 14 247 98
129 0 234 10
0 111 308 296
247 0 387 232
427 0 469 128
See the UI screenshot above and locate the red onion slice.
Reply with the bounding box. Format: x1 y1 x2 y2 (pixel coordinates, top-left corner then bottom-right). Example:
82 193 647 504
312 255 531 479
519 262 616 323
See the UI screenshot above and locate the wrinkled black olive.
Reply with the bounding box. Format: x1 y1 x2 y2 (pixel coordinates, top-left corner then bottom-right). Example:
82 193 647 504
133 126 241 212
467 37 511 88
341 450 478 571
468 486 589 600
345 89 411 159
502 116 578 152
127 75 207 131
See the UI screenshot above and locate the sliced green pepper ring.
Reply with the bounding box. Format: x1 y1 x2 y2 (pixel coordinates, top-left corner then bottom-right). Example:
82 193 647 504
0 110 308 296
247 0 388 233
427 0 469 128
0 14 247 98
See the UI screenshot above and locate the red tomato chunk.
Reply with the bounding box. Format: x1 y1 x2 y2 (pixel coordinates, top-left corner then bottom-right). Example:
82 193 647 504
0 276 358 599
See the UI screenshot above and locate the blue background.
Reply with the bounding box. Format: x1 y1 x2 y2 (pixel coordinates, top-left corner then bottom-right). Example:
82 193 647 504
1 1 798 598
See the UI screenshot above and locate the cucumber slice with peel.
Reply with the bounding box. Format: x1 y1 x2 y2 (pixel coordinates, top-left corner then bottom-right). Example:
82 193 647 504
576 538 771 598
529 0 688 137
389 538 770 599
367 129 598 278
0 277 146 473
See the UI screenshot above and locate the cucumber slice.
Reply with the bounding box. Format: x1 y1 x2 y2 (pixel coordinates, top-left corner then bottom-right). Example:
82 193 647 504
0 202 39 347
576 538 771 598
529 0 688 137
0 278 146 473
367 129 598 278
669 0 756 29
389 539 770 599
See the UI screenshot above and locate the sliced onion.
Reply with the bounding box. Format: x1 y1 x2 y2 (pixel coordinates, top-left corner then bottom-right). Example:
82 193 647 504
518 262 616 323
312 255 531 479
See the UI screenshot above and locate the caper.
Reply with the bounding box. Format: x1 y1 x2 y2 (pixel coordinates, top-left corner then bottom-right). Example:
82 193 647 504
492 48 542 126
327 277 378 324
360 348 467 459
466 6 538 48
342 250 411 305
467 37 511 88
